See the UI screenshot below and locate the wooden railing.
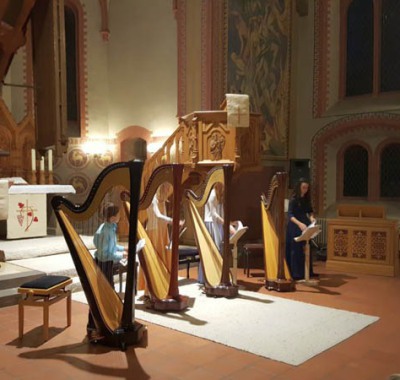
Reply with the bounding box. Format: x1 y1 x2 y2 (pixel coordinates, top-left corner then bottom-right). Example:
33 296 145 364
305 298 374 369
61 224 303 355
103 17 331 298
141 110 261 190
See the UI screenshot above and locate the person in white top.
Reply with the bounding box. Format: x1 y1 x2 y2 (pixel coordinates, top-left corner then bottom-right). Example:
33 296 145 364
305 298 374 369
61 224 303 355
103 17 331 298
199 182 236 284
138 182 184 297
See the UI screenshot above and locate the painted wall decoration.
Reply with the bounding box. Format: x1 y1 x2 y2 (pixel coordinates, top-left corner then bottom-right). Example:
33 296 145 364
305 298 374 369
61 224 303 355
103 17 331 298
67 148 89 169
227 0 291 158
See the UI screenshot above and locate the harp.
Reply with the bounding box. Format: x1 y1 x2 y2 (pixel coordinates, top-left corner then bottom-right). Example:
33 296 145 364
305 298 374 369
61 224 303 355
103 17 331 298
185 164 238 298
261 172 295 292
51 161 146 349
121 164 189 311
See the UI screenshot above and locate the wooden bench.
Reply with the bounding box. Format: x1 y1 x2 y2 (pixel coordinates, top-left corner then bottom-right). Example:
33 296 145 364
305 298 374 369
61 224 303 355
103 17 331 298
18 275 72 341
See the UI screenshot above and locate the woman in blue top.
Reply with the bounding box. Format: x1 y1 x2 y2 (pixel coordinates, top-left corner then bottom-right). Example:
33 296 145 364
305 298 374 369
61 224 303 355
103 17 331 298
87 202 127 340
285 178 317 280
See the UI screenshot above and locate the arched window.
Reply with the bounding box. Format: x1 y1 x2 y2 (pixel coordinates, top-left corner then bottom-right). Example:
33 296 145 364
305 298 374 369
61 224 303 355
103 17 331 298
380 0 400 92
343 0 400 97
65 5 79 137
380 143 400 198
64 1 85 138
342 144 369 197
345 0 373 97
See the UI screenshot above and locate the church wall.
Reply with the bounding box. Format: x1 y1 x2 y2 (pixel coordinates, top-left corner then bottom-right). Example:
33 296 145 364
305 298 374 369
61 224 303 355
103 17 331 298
107 0 178 137
290 1 336 160
2 47 28 124
82 0 109 137
290 1 400 213
183 0 203 115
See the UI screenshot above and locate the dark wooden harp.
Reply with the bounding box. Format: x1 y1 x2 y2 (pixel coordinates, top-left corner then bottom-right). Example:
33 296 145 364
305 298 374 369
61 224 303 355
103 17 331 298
185 164 238 298
51 161 146 349
261 171 295 292
121 164 189 311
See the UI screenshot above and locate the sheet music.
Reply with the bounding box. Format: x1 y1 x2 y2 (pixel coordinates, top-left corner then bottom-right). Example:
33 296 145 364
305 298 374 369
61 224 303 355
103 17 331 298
294 222 321 242
119 238 146 266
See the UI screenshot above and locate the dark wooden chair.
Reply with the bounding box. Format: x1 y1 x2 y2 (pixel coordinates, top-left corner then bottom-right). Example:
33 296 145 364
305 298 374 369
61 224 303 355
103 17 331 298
178 245 200 279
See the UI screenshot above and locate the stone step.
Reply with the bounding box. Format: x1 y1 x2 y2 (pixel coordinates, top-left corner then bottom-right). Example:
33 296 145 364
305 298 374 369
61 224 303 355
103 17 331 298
0 264 44 291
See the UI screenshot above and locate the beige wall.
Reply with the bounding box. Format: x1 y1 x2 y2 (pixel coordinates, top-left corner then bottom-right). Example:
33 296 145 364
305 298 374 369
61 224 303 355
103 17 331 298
290 2 336 160
82 0 110 137
107 0 178 137
2 47 28 124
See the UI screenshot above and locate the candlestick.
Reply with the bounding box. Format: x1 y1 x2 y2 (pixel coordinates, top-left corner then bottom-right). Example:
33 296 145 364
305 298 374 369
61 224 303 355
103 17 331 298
31 149 36 171
40 156 45 172
48 149 53 172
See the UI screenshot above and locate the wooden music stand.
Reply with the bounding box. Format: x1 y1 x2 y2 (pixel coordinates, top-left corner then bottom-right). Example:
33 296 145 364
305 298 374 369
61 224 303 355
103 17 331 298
294 225 321 286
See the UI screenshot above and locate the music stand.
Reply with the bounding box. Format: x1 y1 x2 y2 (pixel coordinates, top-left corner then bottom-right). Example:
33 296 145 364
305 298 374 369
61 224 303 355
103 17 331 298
294 225 321 286
229 224 248 285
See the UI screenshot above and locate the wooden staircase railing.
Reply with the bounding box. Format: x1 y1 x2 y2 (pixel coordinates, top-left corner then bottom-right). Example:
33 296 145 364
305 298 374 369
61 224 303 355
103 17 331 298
141 110 261 191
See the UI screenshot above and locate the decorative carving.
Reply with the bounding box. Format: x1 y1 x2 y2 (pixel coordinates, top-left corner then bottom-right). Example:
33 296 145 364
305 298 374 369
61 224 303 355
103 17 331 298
333 229 348 257
209 131 225 161
188 124 198 162
371 231 387 261
352 230 367 259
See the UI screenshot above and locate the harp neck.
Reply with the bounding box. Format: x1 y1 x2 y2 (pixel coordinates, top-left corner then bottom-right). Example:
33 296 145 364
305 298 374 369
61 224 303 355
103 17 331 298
262 172 287 216
139 164 184 210
52 161 140 221
185 165 233 208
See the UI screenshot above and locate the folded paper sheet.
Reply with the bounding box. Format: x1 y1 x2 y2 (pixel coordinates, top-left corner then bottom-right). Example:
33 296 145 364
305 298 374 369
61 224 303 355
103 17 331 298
226 93 250 128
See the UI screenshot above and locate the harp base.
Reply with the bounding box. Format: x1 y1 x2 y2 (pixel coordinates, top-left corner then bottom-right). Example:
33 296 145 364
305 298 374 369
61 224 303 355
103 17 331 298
100 322 148 351
266 279 296 292
205 284 239 298
153 295 190 312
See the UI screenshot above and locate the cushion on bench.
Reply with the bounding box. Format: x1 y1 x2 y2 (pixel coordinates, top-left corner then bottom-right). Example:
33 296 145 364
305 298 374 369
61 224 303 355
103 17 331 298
19 275 71 290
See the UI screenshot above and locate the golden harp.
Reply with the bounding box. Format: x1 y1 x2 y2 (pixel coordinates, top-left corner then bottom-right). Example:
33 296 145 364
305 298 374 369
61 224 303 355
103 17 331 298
121 164 189 311
185 164 238 298
51 161 146 349
261 172 295 292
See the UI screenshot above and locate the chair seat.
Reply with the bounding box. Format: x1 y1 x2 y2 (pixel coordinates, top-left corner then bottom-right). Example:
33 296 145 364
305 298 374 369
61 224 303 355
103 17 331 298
178 245 199 279
179 245 199 258
243 243 264 277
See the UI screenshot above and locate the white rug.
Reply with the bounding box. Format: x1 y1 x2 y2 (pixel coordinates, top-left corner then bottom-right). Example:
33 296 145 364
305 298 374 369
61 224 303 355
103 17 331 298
1 235 95 261
72 280 379 366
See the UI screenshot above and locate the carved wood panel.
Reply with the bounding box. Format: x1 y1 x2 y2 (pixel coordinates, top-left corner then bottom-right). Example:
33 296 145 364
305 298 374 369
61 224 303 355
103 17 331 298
327 216 398 276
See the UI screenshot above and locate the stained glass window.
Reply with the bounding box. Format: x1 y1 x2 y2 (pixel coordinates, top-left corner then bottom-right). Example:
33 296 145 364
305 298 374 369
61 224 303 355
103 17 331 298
380 0 400 92
346 0 373 97
380 143 400 197
65 6 80 137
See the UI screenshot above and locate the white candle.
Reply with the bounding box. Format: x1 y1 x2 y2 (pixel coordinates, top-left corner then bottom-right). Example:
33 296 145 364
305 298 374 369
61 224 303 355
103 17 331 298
31 149 36 171
48 149 53 172
40 156 45 172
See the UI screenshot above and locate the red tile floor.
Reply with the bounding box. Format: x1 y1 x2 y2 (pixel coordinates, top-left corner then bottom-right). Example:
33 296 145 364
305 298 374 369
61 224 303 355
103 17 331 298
0 261 399 379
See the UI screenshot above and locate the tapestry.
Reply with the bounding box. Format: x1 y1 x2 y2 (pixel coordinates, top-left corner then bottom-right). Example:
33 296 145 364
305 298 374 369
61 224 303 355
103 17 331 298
227 0 291 158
